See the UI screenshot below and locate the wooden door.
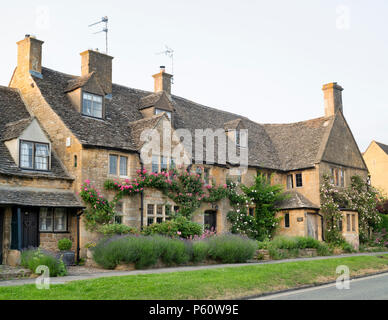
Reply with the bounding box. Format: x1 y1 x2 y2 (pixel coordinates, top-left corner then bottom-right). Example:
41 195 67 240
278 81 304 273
204 210 217 232
21 208 39 249
307 213 318 239
0 209 3 264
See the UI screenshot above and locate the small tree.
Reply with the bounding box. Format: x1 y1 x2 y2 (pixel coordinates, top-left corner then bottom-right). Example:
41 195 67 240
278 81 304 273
346 176 381 243
228 174 285 241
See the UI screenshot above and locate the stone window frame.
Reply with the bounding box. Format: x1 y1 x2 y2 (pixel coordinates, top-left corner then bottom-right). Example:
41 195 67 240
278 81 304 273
108 154 129 177
146 202 174 225
114 201 124 224
39 207 69 233
151 155 175 173
19 139 51 172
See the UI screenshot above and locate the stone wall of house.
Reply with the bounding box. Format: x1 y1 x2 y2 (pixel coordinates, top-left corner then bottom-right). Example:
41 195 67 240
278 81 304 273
363 141 388 196
39 213 78 252
0 174 73 190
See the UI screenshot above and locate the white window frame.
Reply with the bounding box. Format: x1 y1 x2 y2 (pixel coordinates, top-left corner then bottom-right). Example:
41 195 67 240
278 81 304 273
19 140 50 171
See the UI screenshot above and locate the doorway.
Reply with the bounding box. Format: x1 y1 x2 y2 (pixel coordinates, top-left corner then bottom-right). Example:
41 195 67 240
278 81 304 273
204 210 217 232
307 213 318 240
21 208 39 249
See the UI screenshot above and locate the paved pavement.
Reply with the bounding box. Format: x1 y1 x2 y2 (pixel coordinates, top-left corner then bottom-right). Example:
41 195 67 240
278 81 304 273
0 251 387 287
256 272 388 300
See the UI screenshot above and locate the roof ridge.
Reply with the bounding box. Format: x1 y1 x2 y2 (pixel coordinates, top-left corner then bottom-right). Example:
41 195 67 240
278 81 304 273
129 113 164 124
262 115 333 127
4 117 32 127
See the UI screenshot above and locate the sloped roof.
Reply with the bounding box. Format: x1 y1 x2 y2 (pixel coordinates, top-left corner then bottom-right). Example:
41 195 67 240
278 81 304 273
224 119 242 130
376 141 388 156
263 116 334 171
129 113 165 149
276 190 320 210
0 86 72 180
64 72 94 93
30 67 342 171
0 185 83 207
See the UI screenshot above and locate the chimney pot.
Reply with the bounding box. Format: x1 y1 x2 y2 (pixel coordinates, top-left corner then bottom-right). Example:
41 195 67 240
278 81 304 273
322 82 343 117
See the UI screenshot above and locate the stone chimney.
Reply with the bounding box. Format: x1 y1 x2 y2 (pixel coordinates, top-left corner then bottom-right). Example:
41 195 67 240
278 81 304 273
152 66 173 95
80 50 113 95
322 82 343 117
16 35 44 77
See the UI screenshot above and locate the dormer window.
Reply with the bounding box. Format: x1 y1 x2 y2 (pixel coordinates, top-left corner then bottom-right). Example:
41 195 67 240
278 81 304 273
155 108 171 120
82 92 103 118
20 140 50 171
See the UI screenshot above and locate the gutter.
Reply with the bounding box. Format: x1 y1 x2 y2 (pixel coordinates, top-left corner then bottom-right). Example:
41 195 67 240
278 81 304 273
140 161 144 230
76 210 84 263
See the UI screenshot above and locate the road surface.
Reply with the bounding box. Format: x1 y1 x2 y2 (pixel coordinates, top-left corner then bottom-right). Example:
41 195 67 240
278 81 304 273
256 272 388 300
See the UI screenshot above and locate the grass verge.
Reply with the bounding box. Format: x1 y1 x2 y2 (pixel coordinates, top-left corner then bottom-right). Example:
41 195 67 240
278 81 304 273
1 255 388 300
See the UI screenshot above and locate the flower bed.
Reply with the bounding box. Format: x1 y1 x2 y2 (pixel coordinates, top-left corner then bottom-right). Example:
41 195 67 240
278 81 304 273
91 234 257 270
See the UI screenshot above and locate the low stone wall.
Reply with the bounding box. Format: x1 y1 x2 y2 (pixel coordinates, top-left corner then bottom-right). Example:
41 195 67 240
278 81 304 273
255 248 318 261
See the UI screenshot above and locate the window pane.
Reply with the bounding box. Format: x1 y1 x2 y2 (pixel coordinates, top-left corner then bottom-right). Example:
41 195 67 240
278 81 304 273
54 208 67 232
249 208 255 216
39 208 53 232
284 213 290 228
156 217 163 224
204 168 210 184
170 157 175 169
352 215 356 232
20 141 33 168
109 155 118 175
152 155 159 173
147 204 154 216
295 174 303 187
165 205 171 216
160 156 168 171
157 204 163 216
147 217 154 226
287 175 293 189
82 93 103 118
346 214 351 232
119 156 128 176
235 130 240 146
35 144 49 170
340 170 345 187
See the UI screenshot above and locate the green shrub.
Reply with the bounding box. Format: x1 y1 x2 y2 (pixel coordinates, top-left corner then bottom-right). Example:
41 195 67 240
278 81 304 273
341 241 355 253
378 214 388 231
97 223 137 236
257 239 270 250
57 238 72 251
142 216 202 239
207 234 256 263
157 236 190 265
21 249 67 277
192 241 210 263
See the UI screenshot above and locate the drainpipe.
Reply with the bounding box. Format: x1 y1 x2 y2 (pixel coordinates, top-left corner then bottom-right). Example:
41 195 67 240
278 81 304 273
17 207 22 251
316 212 325 241
76 211 83 263
140 161 144 230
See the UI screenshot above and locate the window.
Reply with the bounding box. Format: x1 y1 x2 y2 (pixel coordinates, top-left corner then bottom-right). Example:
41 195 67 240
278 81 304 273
152 155 159 173
147 203 171 225
295 173 303 187
331 168 345 187
155 108 171 120
287 175 293 189
119 156 128 176
82 92 103 118
39 208 67 232
284 213 290 228
165 205 172 220
20 141 50 171
346 214 351 232
174 206 180 214
109 155 118 175
248 208 255 217
338 218 343 232
170 157 175 169
74 155 77 168
109 155 128 176
351 214 356 232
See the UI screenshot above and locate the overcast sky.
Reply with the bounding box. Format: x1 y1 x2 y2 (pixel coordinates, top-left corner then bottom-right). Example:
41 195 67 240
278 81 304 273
1 0 387 151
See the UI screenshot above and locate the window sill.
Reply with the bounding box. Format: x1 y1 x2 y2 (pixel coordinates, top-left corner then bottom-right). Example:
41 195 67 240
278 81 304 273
39 231 70 234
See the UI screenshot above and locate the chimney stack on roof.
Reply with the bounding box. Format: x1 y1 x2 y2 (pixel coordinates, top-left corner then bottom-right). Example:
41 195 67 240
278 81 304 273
322 82 343 117
153 66 173 95
80 49 113 95
16 34 44 78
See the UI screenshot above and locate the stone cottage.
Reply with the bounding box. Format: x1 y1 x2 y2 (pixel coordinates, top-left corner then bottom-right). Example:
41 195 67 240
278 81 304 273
0 35 369 262
363 141 388 197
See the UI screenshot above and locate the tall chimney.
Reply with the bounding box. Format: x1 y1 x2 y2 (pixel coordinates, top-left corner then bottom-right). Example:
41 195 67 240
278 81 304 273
322 82 343 117
152 66 173 95
80 50 113 95
16 35 44 77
